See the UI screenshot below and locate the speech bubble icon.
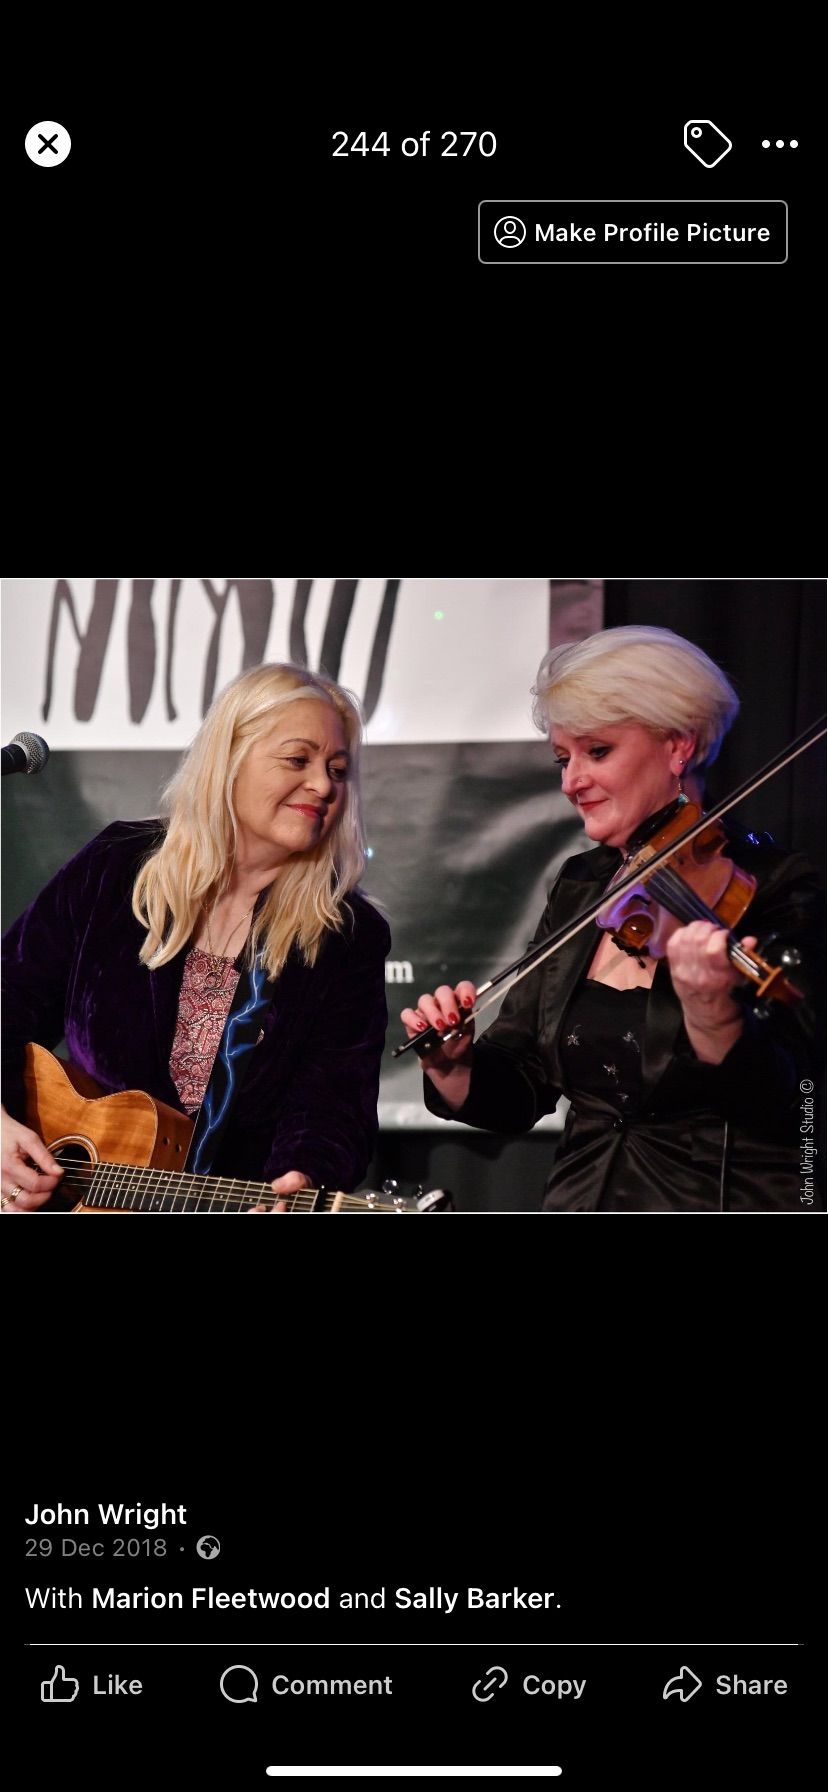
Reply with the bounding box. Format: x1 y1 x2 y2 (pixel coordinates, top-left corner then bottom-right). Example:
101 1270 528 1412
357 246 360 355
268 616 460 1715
220 1664 259 1703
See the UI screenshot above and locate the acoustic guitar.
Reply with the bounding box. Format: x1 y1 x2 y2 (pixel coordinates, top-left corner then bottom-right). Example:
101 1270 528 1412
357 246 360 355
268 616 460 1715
20 1043 422 1213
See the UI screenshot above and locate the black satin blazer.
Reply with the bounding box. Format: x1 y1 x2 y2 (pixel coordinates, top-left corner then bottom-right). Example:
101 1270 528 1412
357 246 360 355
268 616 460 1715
424 830 822 1211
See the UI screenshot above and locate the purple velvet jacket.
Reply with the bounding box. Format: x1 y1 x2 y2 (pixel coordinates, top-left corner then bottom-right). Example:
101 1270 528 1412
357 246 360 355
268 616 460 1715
2 821 390 1191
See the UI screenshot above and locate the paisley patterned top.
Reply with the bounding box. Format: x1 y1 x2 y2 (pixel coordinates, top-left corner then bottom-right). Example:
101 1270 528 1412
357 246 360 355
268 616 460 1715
169 947 240 1114
559 981 650 1114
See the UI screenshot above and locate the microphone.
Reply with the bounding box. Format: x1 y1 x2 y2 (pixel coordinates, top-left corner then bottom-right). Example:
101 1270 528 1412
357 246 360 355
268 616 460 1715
1 732 51 777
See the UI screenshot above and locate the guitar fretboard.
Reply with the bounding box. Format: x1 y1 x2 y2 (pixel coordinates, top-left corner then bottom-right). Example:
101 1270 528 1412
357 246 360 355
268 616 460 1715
56 1163 402 1213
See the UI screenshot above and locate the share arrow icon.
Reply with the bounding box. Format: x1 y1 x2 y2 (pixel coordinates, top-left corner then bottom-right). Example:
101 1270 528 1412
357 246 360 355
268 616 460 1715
662 1665 703 1702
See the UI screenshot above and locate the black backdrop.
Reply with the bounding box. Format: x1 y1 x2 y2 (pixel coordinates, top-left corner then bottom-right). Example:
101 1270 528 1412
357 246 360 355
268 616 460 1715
603 580 825 848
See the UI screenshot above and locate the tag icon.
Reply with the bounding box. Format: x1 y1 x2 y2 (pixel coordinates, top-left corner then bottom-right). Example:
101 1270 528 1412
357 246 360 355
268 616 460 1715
684 120 732 168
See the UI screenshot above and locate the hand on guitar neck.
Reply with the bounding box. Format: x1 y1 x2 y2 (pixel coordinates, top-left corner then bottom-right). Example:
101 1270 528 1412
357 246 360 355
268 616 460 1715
250 1170 312 1214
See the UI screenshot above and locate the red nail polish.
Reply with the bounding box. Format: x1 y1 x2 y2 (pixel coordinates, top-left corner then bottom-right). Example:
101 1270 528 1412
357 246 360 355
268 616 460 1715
448 1012 459 1025
462 995 473 1008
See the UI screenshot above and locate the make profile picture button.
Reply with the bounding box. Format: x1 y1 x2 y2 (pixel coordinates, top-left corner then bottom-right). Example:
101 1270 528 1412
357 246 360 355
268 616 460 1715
25 121 72 168
494 215 526 248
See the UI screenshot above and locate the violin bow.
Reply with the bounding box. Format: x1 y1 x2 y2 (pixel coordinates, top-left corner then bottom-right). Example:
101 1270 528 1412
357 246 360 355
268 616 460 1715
393 712 826 1058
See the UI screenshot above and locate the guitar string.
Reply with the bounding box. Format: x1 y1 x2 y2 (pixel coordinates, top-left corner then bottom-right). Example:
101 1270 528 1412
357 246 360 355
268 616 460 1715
57 1188 398 1212
53 1169 384 1208
53 1163 305 1195
62 1200 410 1211
54 1165 319 1205
51 1167 407 1212
59 1189 405 1211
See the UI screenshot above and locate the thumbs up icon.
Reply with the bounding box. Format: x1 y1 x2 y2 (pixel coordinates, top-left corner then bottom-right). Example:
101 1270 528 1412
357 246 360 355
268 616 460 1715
41 1665 79 1702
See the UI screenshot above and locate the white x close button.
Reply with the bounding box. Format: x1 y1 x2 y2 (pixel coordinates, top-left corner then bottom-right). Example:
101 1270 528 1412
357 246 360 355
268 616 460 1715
25 121 72 168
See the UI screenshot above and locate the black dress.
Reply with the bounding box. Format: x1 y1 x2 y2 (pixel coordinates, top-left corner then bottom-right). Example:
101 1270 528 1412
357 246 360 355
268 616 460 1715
559 982 649 1211
559 981 649 1115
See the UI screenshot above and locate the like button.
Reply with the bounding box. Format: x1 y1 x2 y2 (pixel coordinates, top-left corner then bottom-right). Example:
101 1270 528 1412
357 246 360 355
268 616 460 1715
41 1665 79 1701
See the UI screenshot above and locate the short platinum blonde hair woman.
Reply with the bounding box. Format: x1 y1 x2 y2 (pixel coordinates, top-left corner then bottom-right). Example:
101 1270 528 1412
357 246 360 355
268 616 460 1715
532 625 740 772
132 663 366 979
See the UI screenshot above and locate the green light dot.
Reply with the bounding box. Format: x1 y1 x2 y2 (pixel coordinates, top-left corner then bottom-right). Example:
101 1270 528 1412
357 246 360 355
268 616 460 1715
434 610 444 620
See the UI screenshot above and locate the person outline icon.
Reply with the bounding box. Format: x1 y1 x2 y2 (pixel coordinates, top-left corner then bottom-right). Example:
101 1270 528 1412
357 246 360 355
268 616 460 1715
494 215 526 248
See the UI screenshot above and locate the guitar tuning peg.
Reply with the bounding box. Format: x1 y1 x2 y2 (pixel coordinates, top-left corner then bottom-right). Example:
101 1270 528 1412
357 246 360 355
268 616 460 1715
780 945 802 969
381 1178 399 1197
416 1186 454 1212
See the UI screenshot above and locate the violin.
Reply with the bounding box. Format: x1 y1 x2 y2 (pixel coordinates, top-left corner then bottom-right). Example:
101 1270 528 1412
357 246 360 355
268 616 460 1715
594 797 803 1006
393 712 825 1059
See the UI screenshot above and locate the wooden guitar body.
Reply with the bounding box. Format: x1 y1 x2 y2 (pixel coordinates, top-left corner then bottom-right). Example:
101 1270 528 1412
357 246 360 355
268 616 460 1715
23 1043 193 1211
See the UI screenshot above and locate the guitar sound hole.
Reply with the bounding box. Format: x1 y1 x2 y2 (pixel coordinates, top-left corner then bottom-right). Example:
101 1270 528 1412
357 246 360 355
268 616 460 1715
45 1142 94 1213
